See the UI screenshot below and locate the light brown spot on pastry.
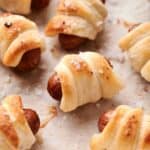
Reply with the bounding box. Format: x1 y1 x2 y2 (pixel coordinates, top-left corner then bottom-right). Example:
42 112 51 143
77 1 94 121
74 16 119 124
128 23 141 32
124 115 139 138
70 57 93 75
16 48 41 72
3 20 32 41
0 107 19 148
45 20 73 37
59 34 87 50
59 1 78 13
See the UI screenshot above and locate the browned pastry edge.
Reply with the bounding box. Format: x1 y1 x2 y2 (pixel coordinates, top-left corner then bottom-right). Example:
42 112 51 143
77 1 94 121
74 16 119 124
24 108 40 135
98 110 114 132
16 48 41 72
47 58 113 102
59 34 87 50
47 72 62 101
0 106 19 148
0 13 11 17
128 23 141 32
47 0 106 50
31 0 50 9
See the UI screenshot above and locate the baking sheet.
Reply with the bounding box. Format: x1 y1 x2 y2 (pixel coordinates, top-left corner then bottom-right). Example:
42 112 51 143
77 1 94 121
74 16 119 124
0 0 150 149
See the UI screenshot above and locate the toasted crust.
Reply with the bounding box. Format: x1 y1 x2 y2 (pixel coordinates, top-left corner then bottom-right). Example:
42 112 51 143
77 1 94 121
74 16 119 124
119 23 150 51
0 14 44 67
90 105 147 150
1 95 35 150
3 30 42 67
0 0 50 14
0 106 19 149
45 0 107 40
138 115 150 149
0 0 32 15
119 22 150 82
54 52 122 112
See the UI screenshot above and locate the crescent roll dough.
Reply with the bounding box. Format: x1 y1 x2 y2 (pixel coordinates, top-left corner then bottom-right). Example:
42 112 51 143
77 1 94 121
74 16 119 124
91 105 150 150
45 0 108 40
0 14 44 67
0 0 32 15
0 95 35 150
119 22 150 82
54 52 123 112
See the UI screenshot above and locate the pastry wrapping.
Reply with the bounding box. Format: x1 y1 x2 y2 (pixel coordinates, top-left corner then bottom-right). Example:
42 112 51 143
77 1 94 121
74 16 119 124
91 105 150 150
51 52 123 112
119 22 150 82
0 14 44 68
0 0 50 15
0 0 32 15
45 0 108 40
0 95 36 150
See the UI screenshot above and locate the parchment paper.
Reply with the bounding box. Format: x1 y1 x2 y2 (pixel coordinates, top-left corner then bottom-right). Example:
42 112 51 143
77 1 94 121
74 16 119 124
0 0 150 149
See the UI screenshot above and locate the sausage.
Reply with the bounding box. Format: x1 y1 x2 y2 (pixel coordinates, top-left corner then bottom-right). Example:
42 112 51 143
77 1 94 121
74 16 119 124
59 34 87 50
24 108 40 135
128 23 140 32
16 48 41 72
98 110 114 132
31 0 50 9
101 0 106 3
47 72 62 101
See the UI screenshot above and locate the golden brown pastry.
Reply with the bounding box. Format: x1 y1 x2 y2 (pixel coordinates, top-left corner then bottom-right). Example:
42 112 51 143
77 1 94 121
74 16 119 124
45 0 108 50
90 105 150 150
119 22 150 82
0 14 44 72
0 95 40 150
47 52 123 112
0 0 50 15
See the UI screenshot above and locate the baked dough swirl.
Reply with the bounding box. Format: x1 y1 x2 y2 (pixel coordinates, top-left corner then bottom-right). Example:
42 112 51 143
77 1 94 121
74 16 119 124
91 105 150 150
119 22 150 82
0 95 36 150
48 52 123 112
45 0 108 41
0 14 44 71
0 0 50 15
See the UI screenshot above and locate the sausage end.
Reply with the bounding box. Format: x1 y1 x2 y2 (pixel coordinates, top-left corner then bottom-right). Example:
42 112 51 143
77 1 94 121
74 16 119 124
47 72 62 101
24 108 40 135
31 0 50 9
16 48 41 72
59 34 87 50
98 110 114 132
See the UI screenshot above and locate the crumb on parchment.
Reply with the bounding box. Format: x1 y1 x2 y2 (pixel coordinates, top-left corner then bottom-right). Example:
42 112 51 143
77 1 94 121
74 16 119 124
40 106 58 128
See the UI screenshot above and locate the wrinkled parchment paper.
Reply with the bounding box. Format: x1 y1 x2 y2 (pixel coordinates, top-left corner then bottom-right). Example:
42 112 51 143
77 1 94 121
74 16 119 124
0 0 150 149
